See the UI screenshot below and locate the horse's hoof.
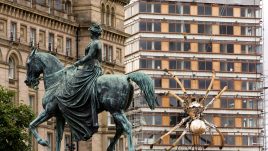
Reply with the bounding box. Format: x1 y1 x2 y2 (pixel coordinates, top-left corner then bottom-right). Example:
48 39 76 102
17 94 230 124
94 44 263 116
150 144 154 149
219 146 223 150
38 139 49 146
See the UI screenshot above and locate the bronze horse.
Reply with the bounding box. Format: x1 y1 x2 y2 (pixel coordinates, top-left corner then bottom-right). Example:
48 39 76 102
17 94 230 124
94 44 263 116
24 48 157 151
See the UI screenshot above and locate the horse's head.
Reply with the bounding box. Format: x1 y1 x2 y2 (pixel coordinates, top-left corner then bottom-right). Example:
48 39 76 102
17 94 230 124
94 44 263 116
24 48 43 89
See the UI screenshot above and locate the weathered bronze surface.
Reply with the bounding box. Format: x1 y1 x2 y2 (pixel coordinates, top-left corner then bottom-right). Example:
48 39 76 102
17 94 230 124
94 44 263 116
25 24 157 151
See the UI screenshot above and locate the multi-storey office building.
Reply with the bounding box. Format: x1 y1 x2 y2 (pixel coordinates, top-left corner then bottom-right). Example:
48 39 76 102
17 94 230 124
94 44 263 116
0 0 128 150
125 0 263 150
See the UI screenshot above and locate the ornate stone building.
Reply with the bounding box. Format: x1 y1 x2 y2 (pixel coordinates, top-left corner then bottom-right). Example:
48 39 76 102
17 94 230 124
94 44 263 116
0 0 128 150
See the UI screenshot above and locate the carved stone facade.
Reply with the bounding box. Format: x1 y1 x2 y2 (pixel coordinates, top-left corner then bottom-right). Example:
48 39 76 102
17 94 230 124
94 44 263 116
0 0 128 150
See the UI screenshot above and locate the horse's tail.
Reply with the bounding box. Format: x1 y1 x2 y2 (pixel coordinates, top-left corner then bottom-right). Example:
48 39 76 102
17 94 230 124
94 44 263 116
127 72 157 110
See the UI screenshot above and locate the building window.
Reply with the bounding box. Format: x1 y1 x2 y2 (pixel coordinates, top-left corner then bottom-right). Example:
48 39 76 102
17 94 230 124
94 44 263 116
10 22 17 41
154 3 161 13
8 57 15 79
140 21 161 32
183 4 190 14
29 95 35 112
198 4 212 15
139 2 152 13
65 1 72 14
241 7 255 17
220 98 234 109
154 78 161 88
116 48 122 63
220 61 234 72
140 41 161 51
221 117 235 127
103 44 113 62
198 59 212 71
169 60 191 70
198 79 211 89
242 99 257 109
101 4 105 24
220 80 234 90
30 28 36 47
220 6 233 16
242 62 257 73
111 7 115 27
220 25 233 35
242 81 258 91
198 43 212 52
169 23 181 33
220 44 234 53
198 24 212 34
66 38 71 56
106 5 110 26
64 135 71 151
140 59 161 69
169 97 182 108
241 26 255 36
169 42 190 51
48 33 54 51
224 135 235 145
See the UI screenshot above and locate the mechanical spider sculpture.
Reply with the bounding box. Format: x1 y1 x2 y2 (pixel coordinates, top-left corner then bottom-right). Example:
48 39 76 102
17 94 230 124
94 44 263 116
150 69 227 151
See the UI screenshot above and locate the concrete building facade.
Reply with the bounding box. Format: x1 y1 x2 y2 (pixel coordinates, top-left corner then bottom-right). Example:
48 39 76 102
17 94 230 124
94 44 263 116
0 0 128 150
124 0 264 150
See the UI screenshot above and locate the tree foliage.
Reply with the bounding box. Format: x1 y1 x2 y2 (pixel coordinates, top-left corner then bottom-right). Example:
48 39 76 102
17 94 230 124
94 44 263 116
0 86 35 151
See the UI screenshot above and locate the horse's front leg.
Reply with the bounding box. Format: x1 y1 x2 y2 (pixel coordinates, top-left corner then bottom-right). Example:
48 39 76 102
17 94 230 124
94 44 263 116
29 110 53 146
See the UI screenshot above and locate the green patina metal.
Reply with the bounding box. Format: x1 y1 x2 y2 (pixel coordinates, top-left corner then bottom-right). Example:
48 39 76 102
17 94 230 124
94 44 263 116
25 24 157 151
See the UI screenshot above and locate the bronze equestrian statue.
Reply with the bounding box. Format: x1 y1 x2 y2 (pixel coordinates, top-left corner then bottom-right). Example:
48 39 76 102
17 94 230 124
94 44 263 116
24 24 157 151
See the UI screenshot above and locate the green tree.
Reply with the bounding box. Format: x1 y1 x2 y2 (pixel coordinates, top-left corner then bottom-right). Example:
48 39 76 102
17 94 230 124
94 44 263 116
0 86 34 151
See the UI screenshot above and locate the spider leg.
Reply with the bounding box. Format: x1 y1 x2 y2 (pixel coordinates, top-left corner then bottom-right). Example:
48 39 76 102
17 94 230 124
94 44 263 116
150 116 190 149
164 69 187 94
203 119 224 150
166 121 190 151
200 71 216 104
204 86 228 110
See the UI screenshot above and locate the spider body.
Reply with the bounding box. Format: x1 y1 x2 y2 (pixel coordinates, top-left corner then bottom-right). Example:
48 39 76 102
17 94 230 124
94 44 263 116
150 69 227 151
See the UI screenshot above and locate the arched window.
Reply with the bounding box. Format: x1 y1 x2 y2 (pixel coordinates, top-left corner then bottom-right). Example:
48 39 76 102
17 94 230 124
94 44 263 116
65 1 72 14
101 4 105 24
111 7 115 27
8 57 15 79
106 5 110 26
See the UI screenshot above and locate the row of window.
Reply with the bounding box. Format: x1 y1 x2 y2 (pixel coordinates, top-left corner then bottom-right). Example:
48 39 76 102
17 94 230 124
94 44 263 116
101 4 116 27
153 78 261 91
139 40 261 54
140 113 259 128
139 21 261 36
135 95 260 110
136 133 260 146
140 59 262 73
10 22 72 55
35 0 72 14
139 2 260 18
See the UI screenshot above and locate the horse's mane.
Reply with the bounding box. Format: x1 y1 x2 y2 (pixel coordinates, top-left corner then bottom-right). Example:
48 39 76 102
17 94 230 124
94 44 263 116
36 52 64 70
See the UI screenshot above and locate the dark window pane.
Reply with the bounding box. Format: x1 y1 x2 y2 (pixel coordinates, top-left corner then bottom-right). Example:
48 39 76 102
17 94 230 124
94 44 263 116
140 3 147 12
154 60 161 69
140 59 146 68
198 24 204 33
169 23 175 32
184 61 191 70
154 41 161 50
184 42 190 51
154 78 162 87
184 24 190 33
169 4 175 13
169 60 176 69
147 22 152 31
205 6 212 15
183 5 190 14
169 79 177 88
147 4 152 12
140 22 146 31
140 41 146 50
154 4 161 13
147 41 152 50
198 5 204 15
169 42 176 51
199 61 206 70
183 80 191 88
154 22 161 32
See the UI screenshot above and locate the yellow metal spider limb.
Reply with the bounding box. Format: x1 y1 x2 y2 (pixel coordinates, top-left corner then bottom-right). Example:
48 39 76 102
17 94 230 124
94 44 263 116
150 116 190 149
164 69 187 94
166 122 190 151
200 71 216 104
204 86 228 110
203 119 224 149
167 91 184 105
